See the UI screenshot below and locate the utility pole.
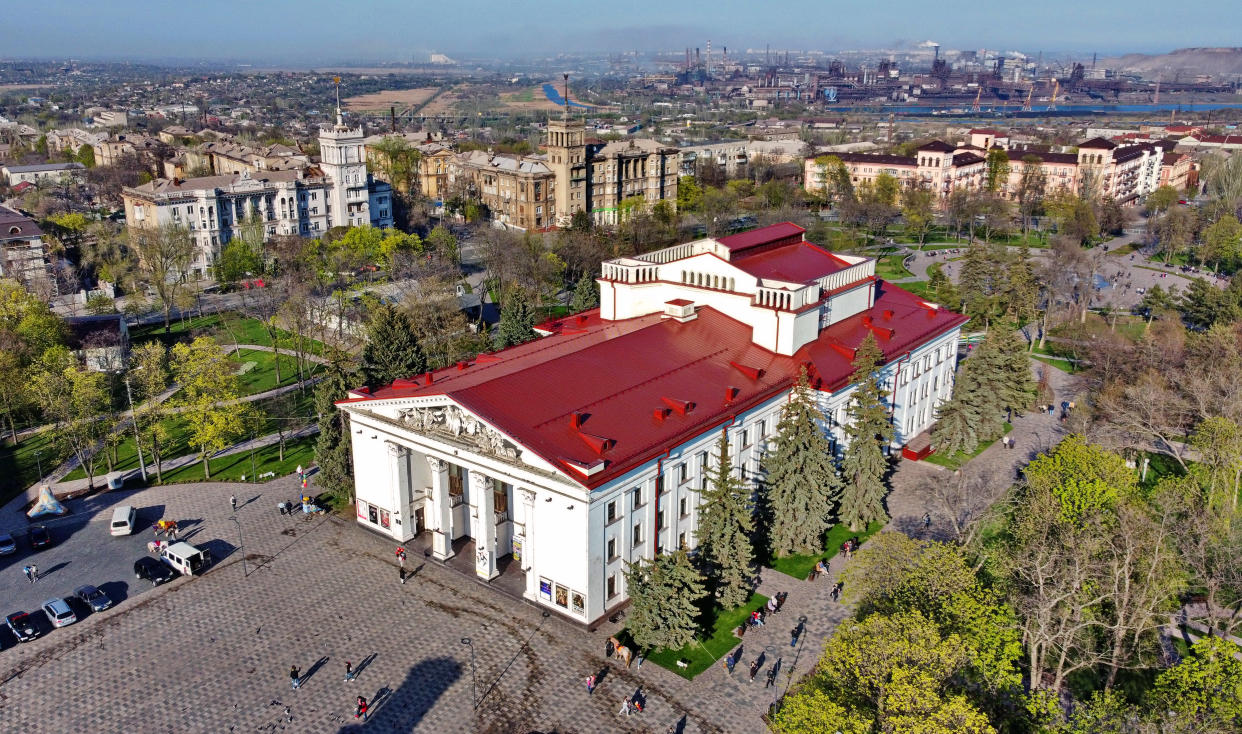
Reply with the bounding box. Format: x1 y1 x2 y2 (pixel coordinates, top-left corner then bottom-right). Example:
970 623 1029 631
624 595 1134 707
122 370 147 483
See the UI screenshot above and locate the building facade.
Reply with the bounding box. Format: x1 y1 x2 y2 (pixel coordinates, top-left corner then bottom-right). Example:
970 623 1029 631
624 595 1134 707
448 150 556 231
122 109 393 279
545 117 680 227
0 205 53 295
2 162 86 186
336 222 967 624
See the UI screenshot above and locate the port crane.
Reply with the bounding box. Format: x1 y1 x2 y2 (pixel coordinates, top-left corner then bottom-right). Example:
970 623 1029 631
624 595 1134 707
1022 84 1034 112
970 86 982 113
1049 79 1060 111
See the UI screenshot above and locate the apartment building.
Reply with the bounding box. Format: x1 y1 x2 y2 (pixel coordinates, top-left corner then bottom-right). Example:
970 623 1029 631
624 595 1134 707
0 205 53 295
123 109 393 279
449 149 556 231
804 140 986 202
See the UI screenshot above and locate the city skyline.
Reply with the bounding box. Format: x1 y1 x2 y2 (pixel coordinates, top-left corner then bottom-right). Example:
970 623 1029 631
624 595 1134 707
4 0 1241 63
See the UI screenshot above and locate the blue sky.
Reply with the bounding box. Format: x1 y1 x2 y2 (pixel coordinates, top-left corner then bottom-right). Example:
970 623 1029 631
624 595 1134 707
4 0 1238 62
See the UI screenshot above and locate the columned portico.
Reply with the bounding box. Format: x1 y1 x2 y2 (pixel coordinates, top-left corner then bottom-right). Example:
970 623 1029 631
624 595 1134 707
426 455 454 560
519 487 538 600
470 470 499 580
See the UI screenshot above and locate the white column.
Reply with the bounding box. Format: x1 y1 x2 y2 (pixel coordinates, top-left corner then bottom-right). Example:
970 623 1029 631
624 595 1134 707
471 470 499 580
519 488 538 600
388 443 413 542
427 456 453 560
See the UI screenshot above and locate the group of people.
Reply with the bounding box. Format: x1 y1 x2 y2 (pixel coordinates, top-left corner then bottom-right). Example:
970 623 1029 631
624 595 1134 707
287 660 370 720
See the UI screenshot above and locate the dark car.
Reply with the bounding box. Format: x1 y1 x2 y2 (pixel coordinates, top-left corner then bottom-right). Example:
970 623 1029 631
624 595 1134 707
134 557 176 586
74 585 113 613
6 611 41 643
27 525 52 550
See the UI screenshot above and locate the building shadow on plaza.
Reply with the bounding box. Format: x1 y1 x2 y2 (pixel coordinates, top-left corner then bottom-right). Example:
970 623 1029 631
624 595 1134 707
335 656 461 732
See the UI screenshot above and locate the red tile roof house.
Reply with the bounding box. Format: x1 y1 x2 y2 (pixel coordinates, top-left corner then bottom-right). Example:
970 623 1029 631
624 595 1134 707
337 223 967 625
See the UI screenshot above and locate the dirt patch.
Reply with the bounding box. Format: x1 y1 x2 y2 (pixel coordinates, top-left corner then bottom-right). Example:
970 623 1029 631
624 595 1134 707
498 86 561 112
344 87 438 111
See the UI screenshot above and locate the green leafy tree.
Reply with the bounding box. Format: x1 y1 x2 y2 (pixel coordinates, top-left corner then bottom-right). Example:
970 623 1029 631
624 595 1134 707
1200 213 1241 272
1016 156 1047 234
696 432 755 608
170 336 253 479
676 175 703 212
931 376 984 457
130 341 168 483
1156 206 1199 264
761 367 842 556
1191 416 1242 513
359 304 427 388
0 278 67 442
314 366 354 502
1145 185 1181 216
32 365 110 490
901 185 935 245
984 148 1010 194
568 271 599 313
128 224 195 333
1149 636 1242 730
215 239 262 286
425 224 459 266
623 549 707 651
495 288 537 349
839 334 893 531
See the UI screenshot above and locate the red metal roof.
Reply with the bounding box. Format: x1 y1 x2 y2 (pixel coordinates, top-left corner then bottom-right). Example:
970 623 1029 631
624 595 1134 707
345 280 966 490
716 222 805 254
732 241 851 283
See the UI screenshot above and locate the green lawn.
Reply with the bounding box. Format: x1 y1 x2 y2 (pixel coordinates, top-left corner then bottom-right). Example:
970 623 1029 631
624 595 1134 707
0 430 68 504
875 254 913 280
617 592 769 680
62 413 195 481
232 348 311 396
61 389 316 483
1031 354 1083 375
924 422 1013 471
897 280 934 300
157 434 316 484
1106 242 1139 256
768 521 885 581
131 312 327 356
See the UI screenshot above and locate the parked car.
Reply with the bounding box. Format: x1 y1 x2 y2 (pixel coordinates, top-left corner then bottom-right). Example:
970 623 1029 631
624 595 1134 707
74 585 113 613
0 531 16 555
41 598 76 628
5 612 41 643
27 525 52 550
134 556 176 586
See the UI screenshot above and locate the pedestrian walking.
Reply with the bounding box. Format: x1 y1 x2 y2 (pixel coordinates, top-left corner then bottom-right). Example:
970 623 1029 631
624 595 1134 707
395 546 407 567
766 666 777 688
30 564 38 582
355 696 368 720
749 659 760 682
922 512 931 529
585 674 596 694
830 582 842 601
791 622 804 648
290 665 301 689
22 565 32 583
230 494 237 512
724 651 736 674
344 661 354 682
619 697 632 716
399 566 406 584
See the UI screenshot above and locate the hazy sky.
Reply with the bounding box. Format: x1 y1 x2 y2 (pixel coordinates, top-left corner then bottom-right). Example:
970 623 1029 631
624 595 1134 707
4 0 1238 62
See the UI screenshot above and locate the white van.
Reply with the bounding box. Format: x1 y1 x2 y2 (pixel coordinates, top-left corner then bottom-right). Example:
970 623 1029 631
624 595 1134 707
160 542 211 577
110 506 137 536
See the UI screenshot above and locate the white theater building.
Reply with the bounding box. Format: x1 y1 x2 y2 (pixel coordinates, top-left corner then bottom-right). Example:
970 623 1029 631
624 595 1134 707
337 222 967 625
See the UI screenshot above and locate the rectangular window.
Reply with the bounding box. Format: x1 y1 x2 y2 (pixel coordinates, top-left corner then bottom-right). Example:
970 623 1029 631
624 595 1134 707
678 531 687 549
758 420 767 438
741 428 750 447
607 573 618 598
698 451 709 488
632 487 643 510
606 500 618 523
633 523 643 547
658 509 666 529
678 463 688 484
607 537 617 561
679 497 688 517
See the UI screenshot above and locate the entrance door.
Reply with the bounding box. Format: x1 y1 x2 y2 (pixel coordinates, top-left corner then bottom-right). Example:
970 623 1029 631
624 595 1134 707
415 507 425 534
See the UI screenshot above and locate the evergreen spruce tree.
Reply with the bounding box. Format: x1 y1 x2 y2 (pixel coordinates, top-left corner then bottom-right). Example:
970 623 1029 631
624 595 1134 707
931 358 988 456
496 288 537 348
839 333 894 532
314 366 354 501
359 305 426 388
969 326 1035 426
624 549 706 651
761 367 842 557
569 271 599 313
696 432 756 609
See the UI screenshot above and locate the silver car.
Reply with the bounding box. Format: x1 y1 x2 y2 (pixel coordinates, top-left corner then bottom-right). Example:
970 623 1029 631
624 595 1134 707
41 598 77 628
0 532 15 555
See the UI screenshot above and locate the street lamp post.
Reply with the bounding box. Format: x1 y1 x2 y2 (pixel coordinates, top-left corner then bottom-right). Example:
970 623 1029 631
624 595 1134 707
121 371 147 483
230 515 248 577
34 450 42 479
460 637 477 708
